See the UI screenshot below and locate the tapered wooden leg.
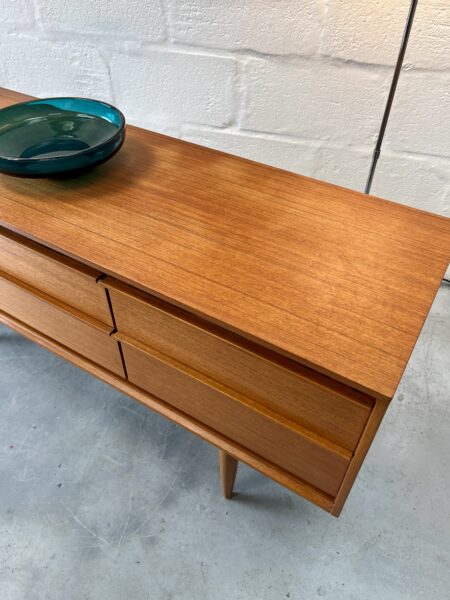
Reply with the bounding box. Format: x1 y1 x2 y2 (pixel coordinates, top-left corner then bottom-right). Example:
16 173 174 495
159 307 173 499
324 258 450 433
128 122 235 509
219 450 238 499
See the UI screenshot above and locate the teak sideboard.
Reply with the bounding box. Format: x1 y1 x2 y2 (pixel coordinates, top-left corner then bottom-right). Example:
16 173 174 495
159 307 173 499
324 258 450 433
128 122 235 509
0 87 449 517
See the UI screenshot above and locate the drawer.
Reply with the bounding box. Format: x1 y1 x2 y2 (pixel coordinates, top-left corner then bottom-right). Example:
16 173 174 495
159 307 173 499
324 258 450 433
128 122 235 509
105 279 372 450
0 270 124 376
0 226 113 326
122 339 350 496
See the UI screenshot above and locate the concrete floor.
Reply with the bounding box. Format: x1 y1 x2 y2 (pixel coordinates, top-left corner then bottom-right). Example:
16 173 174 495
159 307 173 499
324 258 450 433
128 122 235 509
0 285 449 600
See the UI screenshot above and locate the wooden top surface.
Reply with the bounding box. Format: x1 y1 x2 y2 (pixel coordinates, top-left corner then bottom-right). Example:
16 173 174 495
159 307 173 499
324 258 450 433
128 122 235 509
0 87 449 400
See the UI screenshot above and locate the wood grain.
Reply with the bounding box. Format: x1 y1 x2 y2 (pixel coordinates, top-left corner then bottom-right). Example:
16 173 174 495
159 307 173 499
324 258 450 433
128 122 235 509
0 225 113 325
121 336 351 497
105 277 372 450
0 88 449 400
0 270 124 375
0 311 335 513
331 397 390 516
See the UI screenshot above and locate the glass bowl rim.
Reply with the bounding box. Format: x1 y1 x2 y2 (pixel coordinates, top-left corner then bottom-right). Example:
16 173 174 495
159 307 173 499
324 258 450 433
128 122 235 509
0 96 126 163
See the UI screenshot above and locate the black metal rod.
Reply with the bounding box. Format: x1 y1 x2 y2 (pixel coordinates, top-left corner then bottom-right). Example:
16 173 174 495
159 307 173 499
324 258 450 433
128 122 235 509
365 0 418 194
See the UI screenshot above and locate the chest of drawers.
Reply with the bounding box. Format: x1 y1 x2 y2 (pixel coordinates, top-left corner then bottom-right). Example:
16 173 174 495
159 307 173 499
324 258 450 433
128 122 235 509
1 87 449 517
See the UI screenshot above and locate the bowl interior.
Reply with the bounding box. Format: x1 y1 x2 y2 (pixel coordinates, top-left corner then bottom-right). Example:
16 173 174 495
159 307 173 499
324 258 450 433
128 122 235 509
0 98 123 161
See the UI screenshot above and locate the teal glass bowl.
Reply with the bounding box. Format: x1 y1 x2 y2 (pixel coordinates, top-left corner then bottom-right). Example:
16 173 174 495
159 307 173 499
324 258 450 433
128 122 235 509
0 97 125 177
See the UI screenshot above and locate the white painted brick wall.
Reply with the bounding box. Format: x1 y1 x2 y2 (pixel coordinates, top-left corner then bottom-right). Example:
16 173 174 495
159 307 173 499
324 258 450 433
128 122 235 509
0 36 112 101
36 0 166 41
322 1 410 66
372 152 449 214
323 0 450 70
382 70 450 157
0 0 35 26
241 59 390 144
111 50 235 129
0 0 449 277
168 0 323 55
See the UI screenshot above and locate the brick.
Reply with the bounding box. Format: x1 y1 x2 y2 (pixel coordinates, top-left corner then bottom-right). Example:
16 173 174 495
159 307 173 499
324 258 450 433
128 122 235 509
110 50 235 128
322 0 409 65
370 152 449 215
0 0 35 25
383 71 450 158
0 36 112 101
168 0 322 55
406 0 450 70
241 59 389 145
323 0 450 70
312 146 371 191
36 0 165 41
181 127 316 176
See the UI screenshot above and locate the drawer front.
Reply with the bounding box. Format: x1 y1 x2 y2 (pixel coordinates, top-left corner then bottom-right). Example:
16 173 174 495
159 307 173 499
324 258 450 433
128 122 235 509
0 271 124 376
0 227 113 326
106 280 372 450
122 340 350 497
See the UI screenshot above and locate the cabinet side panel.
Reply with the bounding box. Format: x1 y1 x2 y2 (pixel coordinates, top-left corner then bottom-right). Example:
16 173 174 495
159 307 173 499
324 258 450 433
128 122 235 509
331 398 390 516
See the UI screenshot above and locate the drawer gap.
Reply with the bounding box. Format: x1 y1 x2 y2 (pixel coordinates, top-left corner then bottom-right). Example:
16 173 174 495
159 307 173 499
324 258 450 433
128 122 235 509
115 330 352 461
102 276 373 410
0 268 113 334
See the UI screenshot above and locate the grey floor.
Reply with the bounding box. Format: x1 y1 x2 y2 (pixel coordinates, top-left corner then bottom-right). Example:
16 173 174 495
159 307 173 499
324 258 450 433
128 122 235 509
0 285 449 600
